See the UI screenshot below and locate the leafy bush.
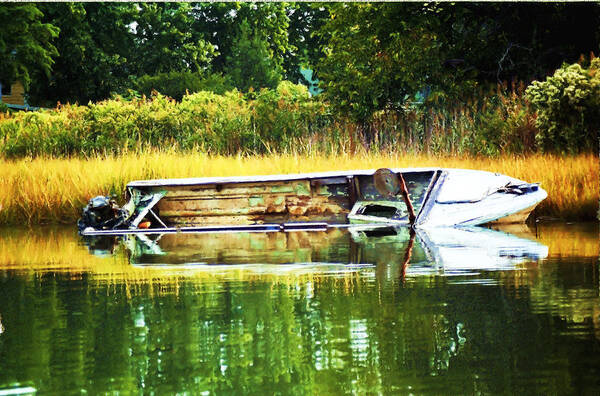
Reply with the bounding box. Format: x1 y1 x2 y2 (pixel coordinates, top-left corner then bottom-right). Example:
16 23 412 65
0 82 326 158
252 82 327 149
526 58 600 153
0 77 587 159
180 90 254 152
135 71 234 101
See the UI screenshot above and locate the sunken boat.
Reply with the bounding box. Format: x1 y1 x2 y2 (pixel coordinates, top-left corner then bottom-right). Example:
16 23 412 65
79 167 547 235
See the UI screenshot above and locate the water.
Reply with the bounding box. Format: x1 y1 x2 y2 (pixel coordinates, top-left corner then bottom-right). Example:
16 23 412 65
0 223 598 395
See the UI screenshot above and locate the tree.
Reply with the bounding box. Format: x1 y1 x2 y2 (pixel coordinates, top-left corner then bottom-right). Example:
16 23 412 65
284 3 331 85
429 3 600 83
316 3 448 123
315 2 600 125
133 3 216 76
191 3 291 77
223 20 282 92
0 4 58 89
28 3 136 106
29 3 217 106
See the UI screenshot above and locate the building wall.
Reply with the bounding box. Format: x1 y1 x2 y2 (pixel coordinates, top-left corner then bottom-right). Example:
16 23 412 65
1 81 26 106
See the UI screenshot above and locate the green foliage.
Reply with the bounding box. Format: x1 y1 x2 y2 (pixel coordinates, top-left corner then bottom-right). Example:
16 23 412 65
16 1 600 113
192 3 292 77
465 85 537 156
28 3 137 106
252 81 325 147
135 72 233 101
179 90 254 152
29 3 217 106
473 3 600 82
224 20 283 92
315 4 450 123
0 3 59 89
1 74 596 159
416 3 600 84
283 3 331 84
526 59 600 153
0 82 327 158
133 3 216 76
314 2 600 126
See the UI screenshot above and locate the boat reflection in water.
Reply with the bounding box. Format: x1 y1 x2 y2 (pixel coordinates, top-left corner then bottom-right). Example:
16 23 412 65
93 224 549 278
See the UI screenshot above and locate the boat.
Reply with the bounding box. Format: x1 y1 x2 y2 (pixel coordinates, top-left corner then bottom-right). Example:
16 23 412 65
79 167 547 235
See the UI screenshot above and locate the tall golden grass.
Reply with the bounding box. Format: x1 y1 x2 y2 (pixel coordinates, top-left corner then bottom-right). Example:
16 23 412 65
0 151 596 225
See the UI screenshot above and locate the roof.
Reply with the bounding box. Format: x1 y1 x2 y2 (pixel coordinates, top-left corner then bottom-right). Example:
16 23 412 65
3 103 41 111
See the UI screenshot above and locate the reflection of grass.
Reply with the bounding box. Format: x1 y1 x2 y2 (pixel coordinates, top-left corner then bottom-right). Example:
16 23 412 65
0 223 596 297
0 228 361 292
535 222 599 258
0 152 596 225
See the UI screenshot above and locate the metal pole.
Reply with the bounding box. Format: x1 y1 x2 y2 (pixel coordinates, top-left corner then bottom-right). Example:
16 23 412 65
397 173 416 225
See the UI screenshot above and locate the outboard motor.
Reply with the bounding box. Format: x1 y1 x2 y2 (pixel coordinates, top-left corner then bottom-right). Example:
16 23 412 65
78 196 129 232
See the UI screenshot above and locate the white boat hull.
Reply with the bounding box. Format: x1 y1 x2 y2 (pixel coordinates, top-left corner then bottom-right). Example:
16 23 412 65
348 169 547 227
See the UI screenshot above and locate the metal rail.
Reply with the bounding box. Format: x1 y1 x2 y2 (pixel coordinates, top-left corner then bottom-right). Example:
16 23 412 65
80 222 395 236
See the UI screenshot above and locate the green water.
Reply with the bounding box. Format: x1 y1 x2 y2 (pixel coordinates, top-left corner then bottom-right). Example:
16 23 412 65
0 223 598 395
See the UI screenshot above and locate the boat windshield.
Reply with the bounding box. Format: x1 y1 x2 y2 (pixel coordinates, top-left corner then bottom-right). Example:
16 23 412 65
354 171 437 220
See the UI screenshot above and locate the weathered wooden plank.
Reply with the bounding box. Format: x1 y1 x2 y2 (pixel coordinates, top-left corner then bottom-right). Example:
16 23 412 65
158 195 348 219
157 196 279 215
147 174 352 227
161 180 311 198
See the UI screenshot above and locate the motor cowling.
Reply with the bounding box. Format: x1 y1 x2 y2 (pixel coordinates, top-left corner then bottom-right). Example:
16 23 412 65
77 196 128 232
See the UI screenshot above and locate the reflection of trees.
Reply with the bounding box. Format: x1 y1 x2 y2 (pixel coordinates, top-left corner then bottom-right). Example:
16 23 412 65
0 271 469 394
0 269 553 394
527 257 600 340
1 262 599 394
0 226 598 394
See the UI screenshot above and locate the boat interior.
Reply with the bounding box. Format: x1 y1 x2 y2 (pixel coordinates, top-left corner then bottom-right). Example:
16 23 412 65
128 169 441 228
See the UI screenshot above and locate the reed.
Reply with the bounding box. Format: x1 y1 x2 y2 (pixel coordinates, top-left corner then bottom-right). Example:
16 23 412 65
0 152 596 225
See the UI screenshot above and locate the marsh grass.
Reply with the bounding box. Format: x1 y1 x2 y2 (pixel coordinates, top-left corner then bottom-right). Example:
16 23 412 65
0 151 596 225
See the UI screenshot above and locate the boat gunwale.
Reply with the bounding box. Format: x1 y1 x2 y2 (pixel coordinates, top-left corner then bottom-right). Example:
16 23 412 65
126 168 444 188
